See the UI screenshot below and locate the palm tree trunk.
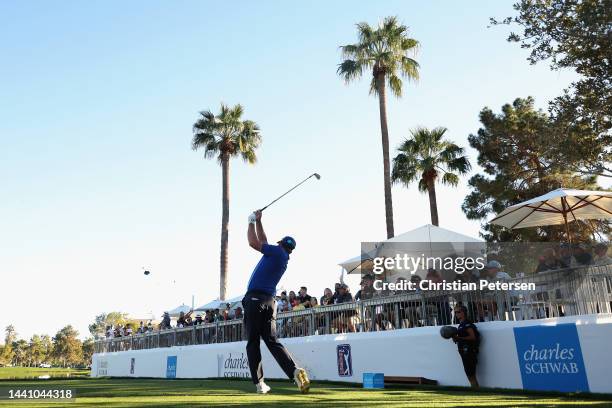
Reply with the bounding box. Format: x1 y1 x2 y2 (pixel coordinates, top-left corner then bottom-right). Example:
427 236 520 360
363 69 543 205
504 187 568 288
220 153 230 301
375 72 395 238
427 178 439 226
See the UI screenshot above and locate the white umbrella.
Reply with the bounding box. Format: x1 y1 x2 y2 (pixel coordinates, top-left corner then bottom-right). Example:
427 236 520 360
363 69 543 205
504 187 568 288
166 304 192 318
489 188 612 239
195 295 243 311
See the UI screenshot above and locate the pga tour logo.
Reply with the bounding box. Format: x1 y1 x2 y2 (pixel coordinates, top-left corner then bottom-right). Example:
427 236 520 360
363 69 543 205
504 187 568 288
513 324 589 392
337 344 353 377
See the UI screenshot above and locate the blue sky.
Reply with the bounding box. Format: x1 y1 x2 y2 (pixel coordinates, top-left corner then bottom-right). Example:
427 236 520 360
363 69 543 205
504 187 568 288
0 1 589 340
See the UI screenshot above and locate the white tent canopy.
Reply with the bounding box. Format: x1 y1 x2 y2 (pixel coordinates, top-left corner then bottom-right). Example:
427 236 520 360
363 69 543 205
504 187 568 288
490 188 612 230
339 224 482 275
195 295 244 312
166 304 192 318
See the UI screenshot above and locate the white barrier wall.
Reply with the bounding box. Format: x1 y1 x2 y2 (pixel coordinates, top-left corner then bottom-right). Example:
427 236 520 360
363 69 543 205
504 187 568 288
92 314 612 394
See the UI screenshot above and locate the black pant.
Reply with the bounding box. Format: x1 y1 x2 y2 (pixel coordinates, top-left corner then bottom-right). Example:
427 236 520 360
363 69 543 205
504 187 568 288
243 292 297 384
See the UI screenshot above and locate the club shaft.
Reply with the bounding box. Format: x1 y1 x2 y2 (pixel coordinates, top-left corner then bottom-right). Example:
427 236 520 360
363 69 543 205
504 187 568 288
260 174 315 211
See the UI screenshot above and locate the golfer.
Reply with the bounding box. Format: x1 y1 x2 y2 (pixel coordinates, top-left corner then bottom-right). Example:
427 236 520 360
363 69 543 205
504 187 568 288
242 210 310 394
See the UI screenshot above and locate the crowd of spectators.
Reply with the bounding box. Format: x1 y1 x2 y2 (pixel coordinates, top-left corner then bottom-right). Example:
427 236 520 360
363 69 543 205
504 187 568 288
104 243 610 339
535 243 610 272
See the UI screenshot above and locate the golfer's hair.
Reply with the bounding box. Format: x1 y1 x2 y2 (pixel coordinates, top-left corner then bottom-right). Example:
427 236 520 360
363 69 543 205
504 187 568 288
454 303 468 316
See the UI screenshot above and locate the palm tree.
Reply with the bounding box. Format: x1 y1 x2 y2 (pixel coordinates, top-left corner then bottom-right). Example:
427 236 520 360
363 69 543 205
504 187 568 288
192 103 261 300
392 127 471 226
338 16 419 238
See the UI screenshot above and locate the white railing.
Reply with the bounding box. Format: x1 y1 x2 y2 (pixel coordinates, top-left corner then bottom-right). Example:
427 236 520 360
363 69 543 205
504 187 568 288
94 263 612 353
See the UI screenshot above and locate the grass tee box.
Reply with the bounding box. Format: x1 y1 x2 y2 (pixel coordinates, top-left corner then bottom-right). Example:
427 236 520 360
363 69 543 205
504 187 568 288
0 378 611 407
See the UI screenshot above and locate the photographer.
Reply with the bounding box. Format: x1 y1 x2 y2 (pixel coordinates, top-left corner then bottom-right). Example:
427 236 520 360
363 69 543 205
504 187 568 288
452 304 480 388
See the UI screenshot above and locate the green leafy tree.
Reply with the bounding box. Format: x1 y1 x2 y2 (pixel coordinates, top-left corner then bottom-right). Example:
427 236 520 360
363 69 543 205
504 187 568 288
1 325 17 365
392 127 471 226
52 326 83 368
492 0 611 177
41 335 53 365
192 103 261 300
462 97 604 242
81 338 94 367
338 16 420 238
89 312 129 338
11 339 28 366
28 335 45 367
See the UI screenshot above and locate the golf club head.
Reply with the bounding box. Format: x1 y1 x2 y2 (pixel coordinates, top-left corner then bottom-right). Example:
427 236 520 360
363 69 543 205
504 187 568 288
313 173 321 180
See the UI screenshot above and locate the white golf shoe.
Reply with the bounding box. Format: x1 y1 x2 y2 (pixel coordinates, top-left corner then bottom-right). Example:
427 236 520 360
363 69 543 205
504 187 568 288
293 368 310 393
256 381 271 394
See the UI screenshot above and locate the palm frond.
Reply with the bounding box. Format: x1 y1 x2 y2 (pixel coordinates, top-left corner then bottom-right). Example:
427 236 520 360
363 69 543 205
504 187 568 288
337 59 364 82
441 172 460 186
192 103 261 166
338 16 420 98
388 74 403 97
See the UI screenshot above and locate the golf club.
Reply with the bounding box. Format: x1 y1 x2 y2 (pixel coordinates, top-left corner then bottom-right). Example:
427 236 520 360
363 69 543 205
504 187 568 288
259 172 321 212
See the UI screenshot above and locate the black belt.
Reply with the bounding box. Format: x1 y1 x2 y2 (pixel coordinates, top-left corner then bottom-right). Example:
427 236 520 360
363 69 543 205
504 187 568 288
245 290 274 299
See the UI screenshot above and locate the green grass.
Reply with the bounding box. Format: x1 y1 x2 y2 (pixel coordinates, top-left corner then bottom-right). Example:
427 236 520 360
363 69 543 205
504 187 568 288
0 378 611 407
0 367 89 380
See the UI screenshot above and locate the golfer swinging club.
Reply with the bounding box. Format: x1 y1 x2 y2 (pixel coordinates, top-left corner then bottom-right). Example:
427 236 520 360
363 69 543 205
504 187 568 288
242 210 310 394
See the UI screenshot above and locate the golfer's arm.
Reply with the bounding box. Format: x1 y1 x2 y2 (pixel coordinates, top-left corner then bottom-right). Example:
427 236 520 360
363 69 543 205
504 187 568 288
256 220 268 245
248 223 263 251
464 327 477 342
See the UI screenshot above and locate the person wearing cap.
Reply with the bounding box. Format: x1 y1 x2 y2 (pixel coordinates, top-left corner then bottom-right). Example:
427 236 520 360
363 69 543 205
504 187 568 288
243 209 310 394
594 243 611 266
484 260 511 281
482 260 512 321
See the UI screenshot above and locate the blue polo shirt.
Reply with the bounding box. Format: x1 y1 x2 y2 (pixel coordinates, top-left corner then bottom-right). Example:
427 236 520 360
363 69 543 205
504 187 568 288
247 244 289 296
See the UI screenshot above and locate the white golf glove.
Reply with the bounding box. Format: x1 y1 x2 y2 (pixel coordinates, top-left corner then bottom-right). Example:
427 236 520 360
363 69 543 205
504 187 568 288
248 212 257 224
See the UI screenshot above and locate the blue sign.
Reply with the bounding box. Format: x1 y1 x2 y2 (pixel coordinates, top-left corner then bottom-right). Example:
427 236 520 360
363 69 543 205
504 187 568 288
514 323 589 392
337 344 352 377
166 355 177 379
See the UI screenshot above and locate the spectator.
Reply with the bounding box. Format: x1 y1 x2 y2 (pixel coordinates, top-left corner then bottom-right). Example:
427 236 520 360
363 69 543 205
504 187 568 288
297 287 312 306
594 243 611 265
355 275 376 300
334 284 353 304
177 311 187 328
106 325 114 339
573 244 593 266
426 268 452 325
455 268 478 284
558 244 574 267
126 324 133 336
292 299 306 311
137 321 145 334
194 315 204 325
309 297 319 308
222 304 232 320
320 288 334 306
483 261 511 281
288 291 299 308
205 310 213 323
234 307 243 319
160 312 172 330
452 304 480 388
277 291 290 313
536 248 565 272
147 321 153 332
333 284 356 332
332 283 341 303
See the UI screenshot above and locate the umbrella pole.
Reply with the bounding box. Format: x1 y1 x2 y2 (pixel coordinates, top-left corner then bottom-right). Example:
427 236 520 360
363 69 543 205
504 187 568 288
561 197 572 244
